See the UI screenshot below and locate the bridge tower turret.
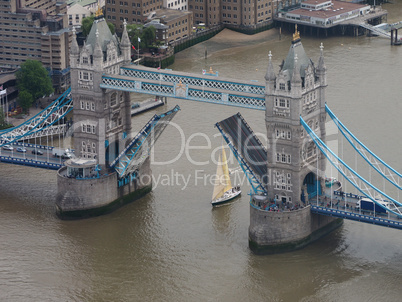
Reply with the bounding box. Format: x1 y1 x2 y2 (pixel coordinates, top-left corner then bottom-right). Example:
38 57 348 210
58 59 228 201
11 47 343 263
69 12 132 167
249 27 341 253
57 13 153 219
264 27 327 206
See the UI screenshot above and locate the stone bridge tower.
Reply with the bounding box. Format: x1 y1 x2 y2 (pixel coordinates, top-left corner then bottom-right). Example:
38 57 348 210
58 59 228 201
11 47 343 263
264 28 327 205
248 28 342 254
70 12 132 167
56 13 153 219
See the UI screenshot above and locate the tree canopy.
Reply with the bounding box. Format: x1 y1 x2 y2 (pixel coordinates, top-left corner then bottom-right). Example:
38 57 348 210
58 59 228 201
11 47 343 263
16 60 54 103
0 107 12 130
18 90 33 114
127 24 156 49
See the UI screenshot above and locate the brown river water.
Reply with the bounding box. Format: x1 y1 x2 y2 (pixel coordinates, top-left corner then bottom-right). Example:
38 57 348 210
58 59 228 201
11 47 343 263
1 3 401 301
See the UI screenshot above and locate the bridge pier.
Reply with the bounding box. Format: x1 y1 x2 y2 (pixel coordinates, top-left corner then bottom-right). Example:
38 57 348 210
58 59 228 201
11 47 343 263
55 157 152 219
249 202 343 254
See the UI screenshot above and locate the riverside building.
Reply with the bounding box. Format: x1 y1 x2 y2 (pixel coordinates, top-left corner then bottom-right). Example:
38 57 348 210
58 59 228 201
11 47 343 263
0 0 71 92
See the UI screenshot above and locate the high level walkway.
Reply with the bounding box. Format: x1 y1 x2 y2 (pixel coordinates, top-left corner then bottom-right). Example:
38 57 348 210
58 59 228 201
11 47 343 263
101 65 266 111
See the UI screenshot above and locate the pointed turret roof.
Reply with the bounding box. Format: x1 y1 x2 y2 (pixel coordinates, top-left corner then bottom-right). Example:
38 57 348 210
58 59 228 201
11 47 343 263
121 19 130 47
86 17 120 55
71 27 79 55
281 25 314 82
265 51 276 82
317 42 326 71
292 54 302 84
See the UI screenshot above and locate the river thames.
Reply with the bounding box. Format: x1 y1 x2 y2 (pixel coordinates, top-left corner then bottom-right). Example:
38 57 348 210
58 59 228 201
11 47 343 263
1 3 401 301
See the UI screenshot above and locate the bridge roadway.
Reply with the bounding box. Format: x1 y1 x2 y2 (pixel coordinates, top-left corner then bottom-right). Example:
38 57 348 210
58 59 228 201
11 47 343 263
0 143 67 170
100 65 266 111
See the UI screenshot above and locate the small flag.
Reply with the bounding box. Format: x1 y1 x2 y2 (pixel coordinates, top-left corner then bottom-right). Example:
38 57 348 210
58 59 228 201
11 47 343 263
132 45 135 50
0 85 2 90
157 67 161 70
138 37 141 42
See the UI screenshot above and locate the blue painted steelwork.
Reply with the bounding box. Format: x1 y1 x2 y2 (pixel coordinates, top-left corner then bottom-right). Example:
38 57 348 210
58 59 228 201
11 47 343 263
101 68 266 110
0 155 62 170
0 88 73 146
326 104 402 190
120 65 265 95
301 116 402 218
215 122 267 195
311 205 402 230
111 105 181 179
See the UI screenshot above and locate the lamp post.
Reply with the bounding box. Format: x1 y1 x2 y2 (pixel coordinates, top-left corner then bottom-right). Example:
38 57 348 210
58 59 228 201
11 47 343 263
137 36 140 64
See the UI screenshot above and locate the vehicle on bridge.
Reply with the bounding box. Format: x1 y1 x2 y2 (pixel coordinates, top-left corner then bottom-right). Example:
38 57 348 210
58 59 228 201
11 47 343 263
32 148 44 155
16 147 27 153
356 198 388 214
2 145 13 151
52 148 74 159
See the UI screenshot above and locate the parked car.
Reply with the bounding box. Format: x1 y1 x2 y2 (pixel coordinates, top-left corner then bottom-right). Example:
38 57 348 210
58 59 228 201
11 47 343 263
2 145 13 151
32 149 44 155
16 147 27 153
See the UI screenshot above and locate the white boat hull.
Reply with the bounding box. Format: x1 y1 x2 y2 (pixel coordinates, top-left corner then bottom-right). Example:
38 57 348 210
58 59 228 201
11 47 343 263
211 188 241 206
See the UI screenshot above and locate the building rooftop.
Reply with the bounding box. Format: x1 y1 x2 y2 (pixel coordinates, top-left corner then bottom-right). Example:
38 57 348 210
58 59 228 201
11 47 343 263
150 8 192 23
288 0 369 20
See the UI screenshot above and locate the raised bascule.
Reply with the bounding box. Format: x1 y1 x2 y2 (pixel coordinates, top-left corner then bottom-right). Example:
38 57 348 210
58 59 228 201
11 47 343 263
0 21 400 252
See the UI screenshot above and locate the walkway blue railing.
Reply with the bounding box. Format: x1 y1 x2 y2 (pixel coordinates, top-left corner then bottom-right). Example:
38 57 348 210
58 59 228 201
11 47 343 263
311 205 402 230
0 155 62 170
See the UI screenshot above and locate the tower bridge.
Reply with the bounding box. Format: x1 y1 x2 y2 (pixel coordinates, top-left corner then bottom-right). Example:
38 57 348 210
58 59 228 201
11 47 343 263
0 13 400 252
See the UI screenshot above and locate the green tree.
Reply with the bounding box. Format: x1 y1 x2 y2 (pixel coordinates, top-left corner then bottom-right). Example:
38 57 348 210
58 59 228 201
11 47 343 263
108 22 115 35
142 26 156 48
18 90 34 114
0 107 8 129
82 15 95 37
127 24 145 49
16 60 54 102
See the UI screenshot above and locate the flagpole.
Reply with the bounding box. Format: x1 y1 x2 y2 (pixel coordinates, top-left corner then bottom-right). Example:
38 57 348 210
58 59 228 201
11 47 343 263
6 91 8 124
137 37 140 65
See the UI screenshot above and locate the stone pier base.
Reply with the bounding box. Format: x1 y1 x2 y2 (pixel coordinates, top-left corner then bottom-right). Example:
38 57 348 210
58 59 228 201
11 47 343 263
55 158 152 220
249 205 343 254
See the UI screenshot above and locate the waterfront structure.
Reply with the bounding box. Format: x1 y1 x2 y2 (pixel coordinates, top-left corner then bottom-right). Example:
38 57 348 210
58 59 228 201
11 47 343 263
0 0 71 92
279 0 370 27
147 9 193 44
248 28 342 253
55 12 153 218
274 0 388 37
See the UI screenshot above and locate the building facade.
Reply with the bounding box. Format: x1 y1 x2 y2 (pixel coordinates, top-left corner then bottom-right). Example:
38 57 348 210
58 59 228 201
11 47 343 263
189 0 273 27
149 8 193 44
67 3 91 28
105 0 163 30
0 0 71 92
164 0 188 11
